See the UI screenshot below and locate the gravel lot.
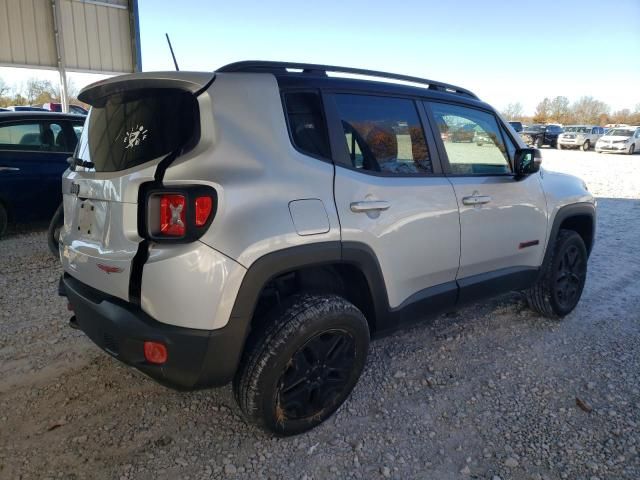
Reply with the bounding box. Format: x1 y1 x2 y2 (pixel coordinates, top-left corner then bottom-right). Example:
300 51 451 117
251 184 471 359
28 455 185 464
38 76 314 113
1 148 639 480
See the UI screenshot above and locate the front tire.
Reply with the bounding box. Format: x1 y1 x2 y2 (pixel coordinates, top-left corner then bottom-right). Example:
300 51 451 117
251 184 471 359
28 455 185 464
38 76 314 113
526 230 588 318
535 137 543 148
557 143 563 150
234 294 370 436
628 144 636 155
582 140 590 151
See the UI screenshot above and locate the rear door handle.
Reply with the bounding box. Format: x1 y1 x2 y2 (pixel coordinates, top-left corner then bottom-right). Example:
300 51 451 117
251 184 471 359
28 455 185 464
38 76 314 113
350 200 391 213
462 195 491 206
0 166 20 172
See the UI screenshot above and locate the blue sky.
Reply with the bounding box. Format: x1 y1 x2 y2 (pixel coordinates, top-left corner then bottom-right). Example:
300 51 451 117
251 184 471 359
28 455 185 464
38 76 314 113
2 0 639 114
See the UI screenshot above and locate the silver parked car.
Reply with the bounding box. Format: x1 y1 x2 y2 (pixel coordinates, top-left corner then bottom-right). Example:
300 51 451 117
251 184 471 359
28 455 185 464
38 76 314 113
557 125 605 151
58 61 596 435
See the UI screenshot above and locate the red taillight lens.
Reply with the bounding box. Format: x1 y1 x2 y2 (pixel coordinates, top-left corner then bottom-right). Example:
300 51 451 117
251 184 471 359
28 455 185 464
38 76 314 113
159 194 186 236
194 196 213 227
144 341 168 364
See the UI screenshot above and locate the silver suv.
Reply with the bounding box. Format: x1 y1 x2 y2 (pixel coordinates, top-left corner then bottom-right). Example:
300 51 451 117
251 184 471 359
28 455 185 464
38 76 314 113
557 125 605 151
59 62 596 435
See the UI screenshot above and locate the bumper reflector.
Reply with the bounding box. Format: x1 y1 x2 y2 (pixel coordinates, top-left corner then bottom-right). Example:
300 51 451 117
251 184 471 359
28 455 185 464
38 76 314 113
144 341 168 364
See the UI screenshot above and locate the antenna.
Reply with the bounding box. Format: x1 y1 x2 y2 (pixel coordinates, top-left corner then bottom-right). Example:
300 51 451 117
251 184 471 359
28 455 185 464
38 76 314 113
165 33 179 71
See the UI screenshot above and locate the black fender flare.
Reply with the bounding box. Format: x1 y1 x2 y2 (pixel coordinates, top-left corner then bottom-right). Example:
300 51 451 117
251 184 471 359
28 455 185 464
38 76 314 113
542 202 596 267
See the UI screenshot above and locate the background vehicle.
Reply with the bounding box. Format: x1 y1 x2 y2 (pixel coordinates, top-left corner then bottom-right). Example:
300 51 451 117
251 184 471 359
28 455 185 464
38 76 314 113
59 62 595 436
5 105 48 112
595 126 640 154
508 121 523 132
519 124 563 148
0 112 84 236
557 125 605 151
41 103 89 115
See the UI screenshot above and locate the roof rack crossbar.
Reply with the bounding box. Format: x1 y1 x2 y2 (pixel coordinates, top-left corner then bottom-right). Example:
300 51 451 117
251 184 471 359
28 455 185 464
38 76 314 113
217 61 478 99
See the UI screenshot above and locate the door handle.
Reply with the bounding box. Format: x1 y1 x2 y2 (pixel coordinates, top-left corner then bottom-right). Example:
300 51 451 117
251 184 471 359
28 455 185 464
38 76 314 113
0 166 20 172
350 200 391 213
462 195 491 206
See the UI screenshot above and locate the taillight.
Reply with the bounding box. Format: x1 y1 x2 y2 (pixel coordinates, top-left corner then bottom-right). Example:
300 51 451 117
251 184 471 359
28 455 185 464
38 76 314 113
195 196 213 227
159 194 186 236
143 185 217 242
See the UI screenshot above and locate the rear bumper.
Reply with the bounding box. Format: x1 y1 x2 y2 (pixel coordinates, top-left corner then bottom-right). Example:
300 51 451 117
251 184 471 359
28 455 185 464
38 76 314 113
61 274 248 390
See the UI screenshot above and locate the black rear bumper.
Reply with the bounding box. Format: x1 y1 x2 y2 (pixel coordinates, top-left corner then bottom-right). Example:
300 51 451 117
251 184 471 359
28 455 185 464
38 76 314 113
61 274 248 390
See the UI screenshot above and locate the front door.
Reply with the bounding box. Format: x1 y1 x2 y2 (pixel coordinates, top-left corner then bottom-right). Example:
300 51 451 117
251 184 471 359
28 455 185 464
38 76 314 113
328 93 461 322
426 101 548 301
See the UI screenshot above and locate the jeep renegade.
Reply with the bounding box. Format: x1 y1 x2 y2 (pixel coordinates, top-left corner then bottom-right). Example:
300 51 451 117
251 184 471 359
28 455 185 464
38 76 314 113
59 61 596 435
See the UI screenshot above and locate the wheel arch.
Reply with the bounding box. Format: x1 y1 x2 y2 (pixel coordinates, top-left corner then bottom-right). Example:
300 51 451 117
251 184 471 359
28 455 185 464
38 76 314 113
545 203 596 263
197 242 388 386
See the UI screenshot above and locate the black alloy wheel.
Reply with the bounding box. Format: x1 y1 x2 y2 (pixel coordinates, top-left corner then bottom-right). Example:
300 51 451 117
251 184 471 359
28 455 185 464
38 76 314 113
553 243 587 311
277 329 356 420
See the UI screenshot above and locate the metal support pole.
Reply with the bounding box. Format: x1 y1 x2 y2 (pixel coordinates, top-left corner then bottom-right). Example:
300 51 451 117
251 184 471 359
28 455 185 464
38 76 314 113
51 0 69 112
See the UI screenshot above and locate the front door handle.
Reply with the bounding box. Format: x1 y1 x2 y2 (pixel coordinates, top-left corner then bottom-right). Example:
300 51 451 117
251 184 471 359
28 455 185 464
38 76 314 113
350 200 391 213
0 166 20 172
462 195 491 206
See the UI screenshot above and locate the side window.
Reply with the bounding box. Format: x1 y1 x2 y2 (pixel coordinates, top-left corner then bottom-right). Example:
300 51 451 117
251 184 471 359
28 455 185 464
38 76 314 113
283 91 330 159
334 94 432 175
429 102 511 175
0 123 43 150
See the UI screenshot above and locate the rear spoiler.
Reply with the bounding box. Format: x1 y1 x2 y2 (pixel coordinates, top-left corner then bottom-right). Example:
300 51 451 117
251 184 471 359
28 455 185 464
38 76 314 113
79 71 216 106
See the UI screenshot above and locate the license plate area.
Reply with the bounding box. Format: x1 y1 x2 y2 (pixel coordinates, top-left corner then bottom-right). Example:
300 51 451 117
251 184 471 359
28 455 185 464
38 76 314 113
76 200 103 240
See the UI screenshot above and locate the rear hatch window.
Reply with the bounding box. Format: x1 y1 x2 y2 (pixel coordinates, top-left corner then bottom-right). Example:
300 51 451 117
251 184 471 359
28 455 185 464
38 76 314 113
77 89 198 172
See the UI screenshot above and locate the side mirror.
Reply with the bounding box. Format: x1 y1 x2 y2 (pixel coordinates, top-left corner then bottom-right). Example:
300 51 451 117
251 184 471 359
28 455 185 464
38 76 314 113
514 148 541 179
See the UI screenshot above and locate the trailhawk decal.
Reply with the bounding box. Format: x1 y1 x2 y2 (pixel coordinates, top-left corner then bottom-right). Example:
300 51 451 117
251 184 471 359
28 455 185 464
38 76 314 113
123 125 149 149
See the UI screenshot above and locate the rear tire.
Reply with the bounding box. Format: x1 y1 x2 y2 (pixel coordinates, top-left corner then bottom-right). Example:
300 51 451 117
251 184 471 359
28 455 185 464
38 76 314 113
526 229 588 318
0 203 7 238
47 203 64 258
582 140 590 151
234 294 369 436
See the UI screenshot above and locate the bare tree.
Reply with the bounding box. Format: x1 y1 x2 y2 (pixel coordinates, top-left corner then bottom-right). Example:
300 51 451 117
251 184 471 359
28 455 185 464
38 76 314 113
571 96 610 124
533 98 552 123
501 102 524 120
24 78 59 105
549 96 571 124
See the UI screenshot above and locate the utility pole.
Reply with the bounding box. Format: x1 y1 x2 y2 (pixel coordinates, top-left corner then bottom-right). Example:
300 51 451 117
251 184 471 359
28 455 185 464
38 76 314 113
51 0 69 112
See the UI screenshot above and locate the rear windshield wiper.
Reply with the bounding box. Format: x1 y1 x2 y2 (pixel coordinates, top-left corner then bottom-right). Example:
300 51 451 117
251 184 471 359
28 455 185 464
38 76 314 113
67 156 94 170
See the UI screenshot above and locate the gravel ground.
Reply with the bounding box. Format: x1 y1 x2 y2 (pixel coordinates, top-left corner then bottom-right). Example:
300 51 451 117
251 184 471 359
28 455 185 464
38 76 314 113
0 148 639 480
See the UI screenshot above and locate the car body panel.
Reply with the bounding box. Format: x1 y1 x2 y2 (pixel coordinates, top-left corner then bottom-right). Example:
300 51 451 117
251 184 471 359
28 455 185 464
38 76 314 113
0 112 84 224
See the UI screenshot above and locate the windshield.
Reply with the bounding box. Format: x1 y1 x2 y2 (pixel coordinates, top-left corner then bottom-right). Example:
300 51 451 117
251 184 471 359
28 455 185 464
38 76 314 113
605 129 633 137
564 126 590 133
75 89 198 172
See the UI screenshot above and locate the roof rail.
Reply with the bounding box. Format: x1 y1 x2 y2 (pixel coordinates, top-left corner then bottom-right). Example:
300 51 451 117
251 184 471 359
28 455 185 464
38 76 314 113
217 61 478 99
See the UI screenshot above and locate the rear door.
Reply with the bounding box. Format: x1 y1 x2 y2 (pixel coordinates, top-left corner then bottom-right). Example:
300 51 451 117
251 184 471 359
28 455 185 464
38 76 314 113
60 86 201 301
426 101 548 301
327 92 461 321
0 119 73 222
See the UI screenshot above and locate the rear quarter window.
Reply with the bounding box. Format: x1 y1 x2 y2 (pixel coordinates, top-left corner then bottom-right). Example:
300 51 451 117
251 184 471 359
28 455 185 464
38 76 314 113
283 91 331 159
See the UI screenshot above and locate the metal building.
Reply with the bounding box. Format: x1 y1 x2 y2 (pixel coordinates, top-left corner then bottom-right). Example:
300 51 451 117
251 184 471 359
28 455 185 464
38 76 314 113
0 0 141 110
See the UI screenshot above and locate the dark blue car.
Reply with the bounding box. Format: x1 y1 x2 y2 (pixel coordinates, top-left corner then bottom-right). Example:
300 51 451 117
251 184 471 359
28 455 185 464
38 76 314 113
0 112 85 236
